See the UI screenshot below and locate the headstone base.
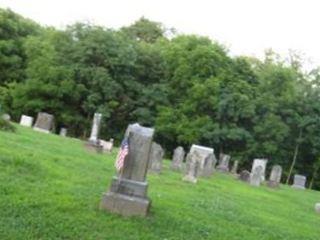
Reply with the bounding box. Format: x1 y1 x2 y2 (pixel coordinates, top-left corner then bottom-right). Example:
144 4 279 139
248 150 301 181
84 141 103 153
291 185 305 190
100 192 150 217
33 127 50 134
216 166 229 172
182 175 197 183
267 181 279 188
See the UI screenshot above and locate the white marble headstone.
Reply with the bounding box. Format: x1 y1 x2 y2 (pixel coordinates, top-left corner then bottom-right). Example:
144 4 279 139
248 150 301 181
20 115 34 127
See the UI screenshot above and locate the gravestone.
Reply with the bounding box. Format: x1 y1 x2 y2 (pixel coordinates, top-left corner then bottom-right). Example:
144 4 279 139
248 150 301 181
59 128 67 137
201 153 217 177
216 153 230 172
85 113 103 153
33 112 54 133
2 114 10 121
100 138 114 153
251 159 268 181
267 165 282 188
19 115 34 127
171 146 185 171
250 165 263 186
231 160 239 174
291 174 306 189
100 123 154 217
148 142 164 174
239 170 251 183
315 203 320 214
182 151 201 183
189 144 214 176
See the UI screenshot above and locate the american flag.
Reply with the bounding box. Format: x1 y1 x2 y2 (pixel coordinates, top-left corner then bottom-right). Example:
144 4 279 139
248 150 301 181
115 137 129 172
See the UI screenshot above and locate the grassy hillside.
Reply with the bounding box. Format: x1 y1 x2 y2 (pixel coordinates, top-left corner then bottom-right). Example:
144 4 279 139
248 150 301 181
0 125 319 240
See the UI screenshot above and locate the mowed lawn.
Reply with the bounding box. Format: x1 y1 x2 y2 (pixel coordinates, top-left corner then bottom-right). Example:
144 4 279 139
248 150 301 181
0 125 319 240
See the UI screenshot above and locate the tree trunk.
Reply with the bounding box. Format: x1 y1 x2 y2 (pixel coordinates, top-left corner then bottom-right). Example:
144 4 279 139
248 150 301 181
286 128 302 184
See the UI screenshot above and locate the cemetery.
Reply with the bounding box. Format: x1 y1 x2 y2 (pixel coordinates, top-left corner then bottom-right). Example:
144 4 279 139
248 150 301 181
1 4 320 240
0 124 319 239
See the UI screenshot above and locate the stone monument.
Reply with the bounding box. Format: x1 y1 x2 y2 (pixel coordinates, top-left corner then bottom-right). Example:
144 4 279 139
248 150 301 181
100 138 114 153
19 115 34 127
33 112 54 133
251 159 268 181
85 113 103 153
231 160 239 174
182 151 201 183
148 142 164 174
171 146 185 171
201 153 217 177
239 170 251 183
59 128 67 137
189 144 214 176
291 174 306 189
267 165 282 188
315 203 320 214
250 165 263 187
217 153 230 172
100 123 154 217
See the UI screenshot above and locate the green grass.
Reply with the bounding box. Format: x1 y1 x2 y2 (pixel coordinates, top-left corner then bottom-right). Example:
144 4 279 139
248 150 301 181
0 124 319 240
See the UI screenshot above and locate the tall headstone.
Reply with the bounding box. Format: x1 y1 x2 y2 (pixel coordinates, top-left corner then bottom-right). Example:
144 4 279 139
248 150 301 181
19 115 34 127
291 174 306 190
59 128 67 137
267 165 282 188
239 170 251 183
89 113 102 144
231 160 239 174
171 146 185 171
148 142 164 174
182 151 201 183
100 123 154 217
33 112 54 133
201 153 217 177
251 159 268 181
217 153 230 172
250 165 263 187
85 113 103 152
189 144 214 176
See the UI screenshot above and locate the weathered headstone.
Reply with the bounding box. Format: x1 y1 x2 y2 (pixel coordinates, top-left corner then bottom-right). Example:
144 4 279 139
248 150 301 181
33 112 54 133
251 159 268 181
59 128 67 137
217 153 230 172
201 153 217 177
100 138 114 153
148 142 164 174
2 114 10 121
231 160 239 174
100 123 154 217
250 165 263 186
291 174 306 189
239 170 251 183
182 151 201 183
85 113 103 152
267 165 282 188
189 144 214 176
171 146 185 171
315 203 320 214
19 115 34 127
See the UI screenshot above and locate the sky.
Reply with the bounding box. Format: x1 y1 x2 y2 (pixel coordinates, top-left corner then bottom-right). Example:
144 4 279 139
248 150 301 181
1 0 319 69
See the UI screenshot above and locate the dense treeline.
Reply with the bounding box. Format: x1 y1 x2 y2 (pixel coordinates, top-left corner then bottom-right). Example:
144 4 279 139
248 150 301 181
1 8 320 189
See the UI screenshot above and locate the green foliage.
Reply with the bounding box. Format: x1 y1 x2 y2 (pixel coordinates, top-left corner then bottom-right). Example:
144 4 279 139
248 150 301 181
0 125 320 239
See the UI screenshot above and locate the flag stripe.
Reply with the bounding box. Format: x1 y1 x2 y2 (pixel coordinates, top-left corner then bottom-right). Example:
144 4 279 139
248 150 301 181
115 138 129 172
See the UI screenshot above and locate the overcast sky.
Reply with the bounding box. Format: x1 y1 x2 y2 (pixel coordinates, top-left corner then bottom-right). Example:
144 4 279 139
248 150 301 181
1 0 319 69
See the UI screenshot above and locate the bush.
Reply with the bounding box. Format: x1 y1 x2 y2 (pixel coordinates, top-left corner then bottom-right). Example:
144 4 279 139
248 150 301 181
0 118 15 132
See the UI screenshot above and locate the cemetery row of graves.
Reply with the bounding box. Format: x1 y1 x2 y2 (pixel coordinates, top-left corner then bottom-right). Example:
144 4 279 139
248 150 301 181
2 111 319 217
